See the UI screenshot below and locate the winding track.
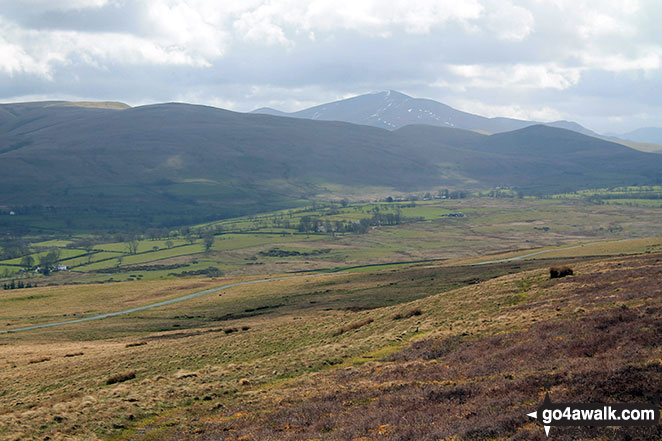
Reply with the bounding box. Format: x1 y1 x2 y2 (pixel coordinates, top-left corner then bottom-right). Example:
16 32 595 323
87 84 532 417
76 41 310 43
471 241 603 265
2 241 613 334
0 274 334 334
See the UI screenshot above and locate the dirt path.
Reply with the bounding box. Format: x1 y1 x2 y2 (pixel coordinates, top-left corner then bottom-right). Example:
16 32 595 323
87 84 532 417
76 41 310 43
0 273 337 334
471 241 604 265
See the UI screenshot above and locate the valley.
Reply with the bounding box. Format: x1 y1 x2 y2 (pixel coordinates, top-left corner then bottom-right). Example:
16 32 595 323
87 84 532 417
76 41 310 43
1 192 661 440
3 1 662 439
1 99 661 441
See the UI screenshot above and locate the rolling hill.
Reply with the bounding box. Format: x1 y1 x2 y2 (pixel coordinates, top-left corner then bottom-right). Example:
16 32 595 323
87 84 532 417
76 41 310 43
392 124 662 191
1 101 661 231
618 127 662 145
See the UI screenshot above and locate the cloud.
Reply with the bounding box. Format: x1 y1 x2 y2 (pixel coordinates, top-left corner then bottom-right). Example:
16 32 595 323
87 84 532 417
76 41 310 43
448 98 564 122
446 63 581 90
480 0 535 42
0 0 661 133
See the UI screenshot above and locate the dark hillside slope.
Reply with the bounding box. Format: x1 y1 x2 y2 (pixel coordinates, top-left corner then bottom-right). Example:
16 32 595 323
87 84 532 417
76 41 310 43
394 124 662 191
394 124 487 148
1 102 661 230
0 103 443 228
0 103 441 190
466 125 662 190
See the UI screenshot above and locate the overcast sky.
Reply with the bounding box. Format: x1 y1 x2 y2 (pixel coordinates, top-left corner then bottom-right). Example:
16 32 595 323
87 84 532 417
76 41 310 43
0 0 660 133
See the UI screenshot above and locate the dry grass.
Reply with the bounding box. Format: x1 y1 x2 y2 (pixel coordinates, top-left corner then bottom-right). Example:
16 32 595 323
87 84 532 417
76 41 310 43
125 342 147 348
105 370 136 385
332 318 374 336
392 307 422 320
0 277 252 330
1 252 661 441
173 253 662 441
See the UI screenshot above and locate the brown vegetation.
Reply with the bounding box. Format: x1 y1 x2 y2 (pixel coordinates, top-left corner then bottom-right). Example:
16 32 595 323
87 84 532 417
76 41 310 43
392 308 422 320
105 370 136 385
549 265 574 278
125 342 147 348
332 318 374 336
63 352 84 358
178 254 662 441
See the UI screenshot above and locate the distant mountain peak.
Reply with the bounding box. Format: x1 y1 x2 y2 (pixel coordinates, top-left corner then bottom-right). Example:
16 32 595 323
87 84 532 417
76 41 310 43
250 106 291 117
377 89 410 98
250 90 599 137
618 126 662 145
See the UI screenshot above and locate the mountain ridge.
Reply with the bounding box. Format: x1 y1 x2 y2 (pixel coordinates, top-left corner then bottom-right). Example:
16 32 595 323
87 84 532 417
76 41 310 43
2 101 661 230
251 90 600 137
616 127 662 145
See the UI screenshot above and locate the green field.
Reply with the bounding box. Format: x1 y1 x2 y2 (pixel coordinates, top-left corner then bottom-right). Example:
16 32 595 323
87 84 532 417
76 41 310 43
0 248 86 268
551 185 662 207
2 196 661 287
2 189 662 440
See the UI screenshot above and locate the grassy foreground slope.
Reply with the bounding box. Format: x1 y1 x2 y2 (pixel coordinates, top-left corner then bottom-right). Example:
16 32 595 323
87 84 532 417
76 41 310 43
171 253 662 441
1 250 660 440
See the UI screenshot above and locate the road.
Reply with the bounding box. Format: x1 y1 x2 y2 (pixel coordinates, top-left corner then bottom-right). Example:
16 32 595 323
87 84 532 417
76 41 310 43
471 241 602 265
0 273 335 334
1 240 614 334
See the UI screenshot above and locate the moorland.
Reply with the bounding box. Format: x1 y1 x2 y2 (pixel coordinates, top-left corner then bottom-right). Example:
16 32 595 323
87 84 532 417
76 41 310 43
1 99 661 441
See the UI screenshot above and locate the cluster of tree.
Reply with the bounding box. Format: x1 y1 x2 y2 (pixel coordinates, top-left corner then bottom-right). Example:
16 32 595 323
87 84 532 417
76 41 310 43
144 227 173 240
258 247 331 257
97 263 189 273
383 189 469 202
0 239 30 261
36 250 62 275
67 238 96 253
3 280 37 290
585 193 662 204
297 212 423 234
169 266 223 277
483 190 524 199
179 226 221 250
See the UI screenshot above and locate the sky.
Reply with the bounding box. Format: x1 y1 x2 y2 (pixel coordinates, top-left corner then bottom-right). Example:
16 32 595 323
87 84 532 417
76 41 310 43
0 0 661 134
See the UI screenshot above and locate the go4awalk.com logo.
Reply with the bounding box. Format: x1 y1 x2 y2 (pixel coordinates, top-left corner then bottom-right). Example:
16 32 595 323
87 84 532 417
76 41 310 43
527 393 660 436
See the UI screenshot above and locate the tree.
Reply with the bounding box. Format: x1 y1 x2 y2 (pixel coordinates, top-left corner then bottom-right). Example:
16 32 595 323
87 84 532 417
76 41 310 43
203 232 215 252
127 238 139 254
20 255 34 270
206 267 222 277
39 249 61 275
185 233 195 245
165 240 174 249
82 239 95 254
146 228 160 240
